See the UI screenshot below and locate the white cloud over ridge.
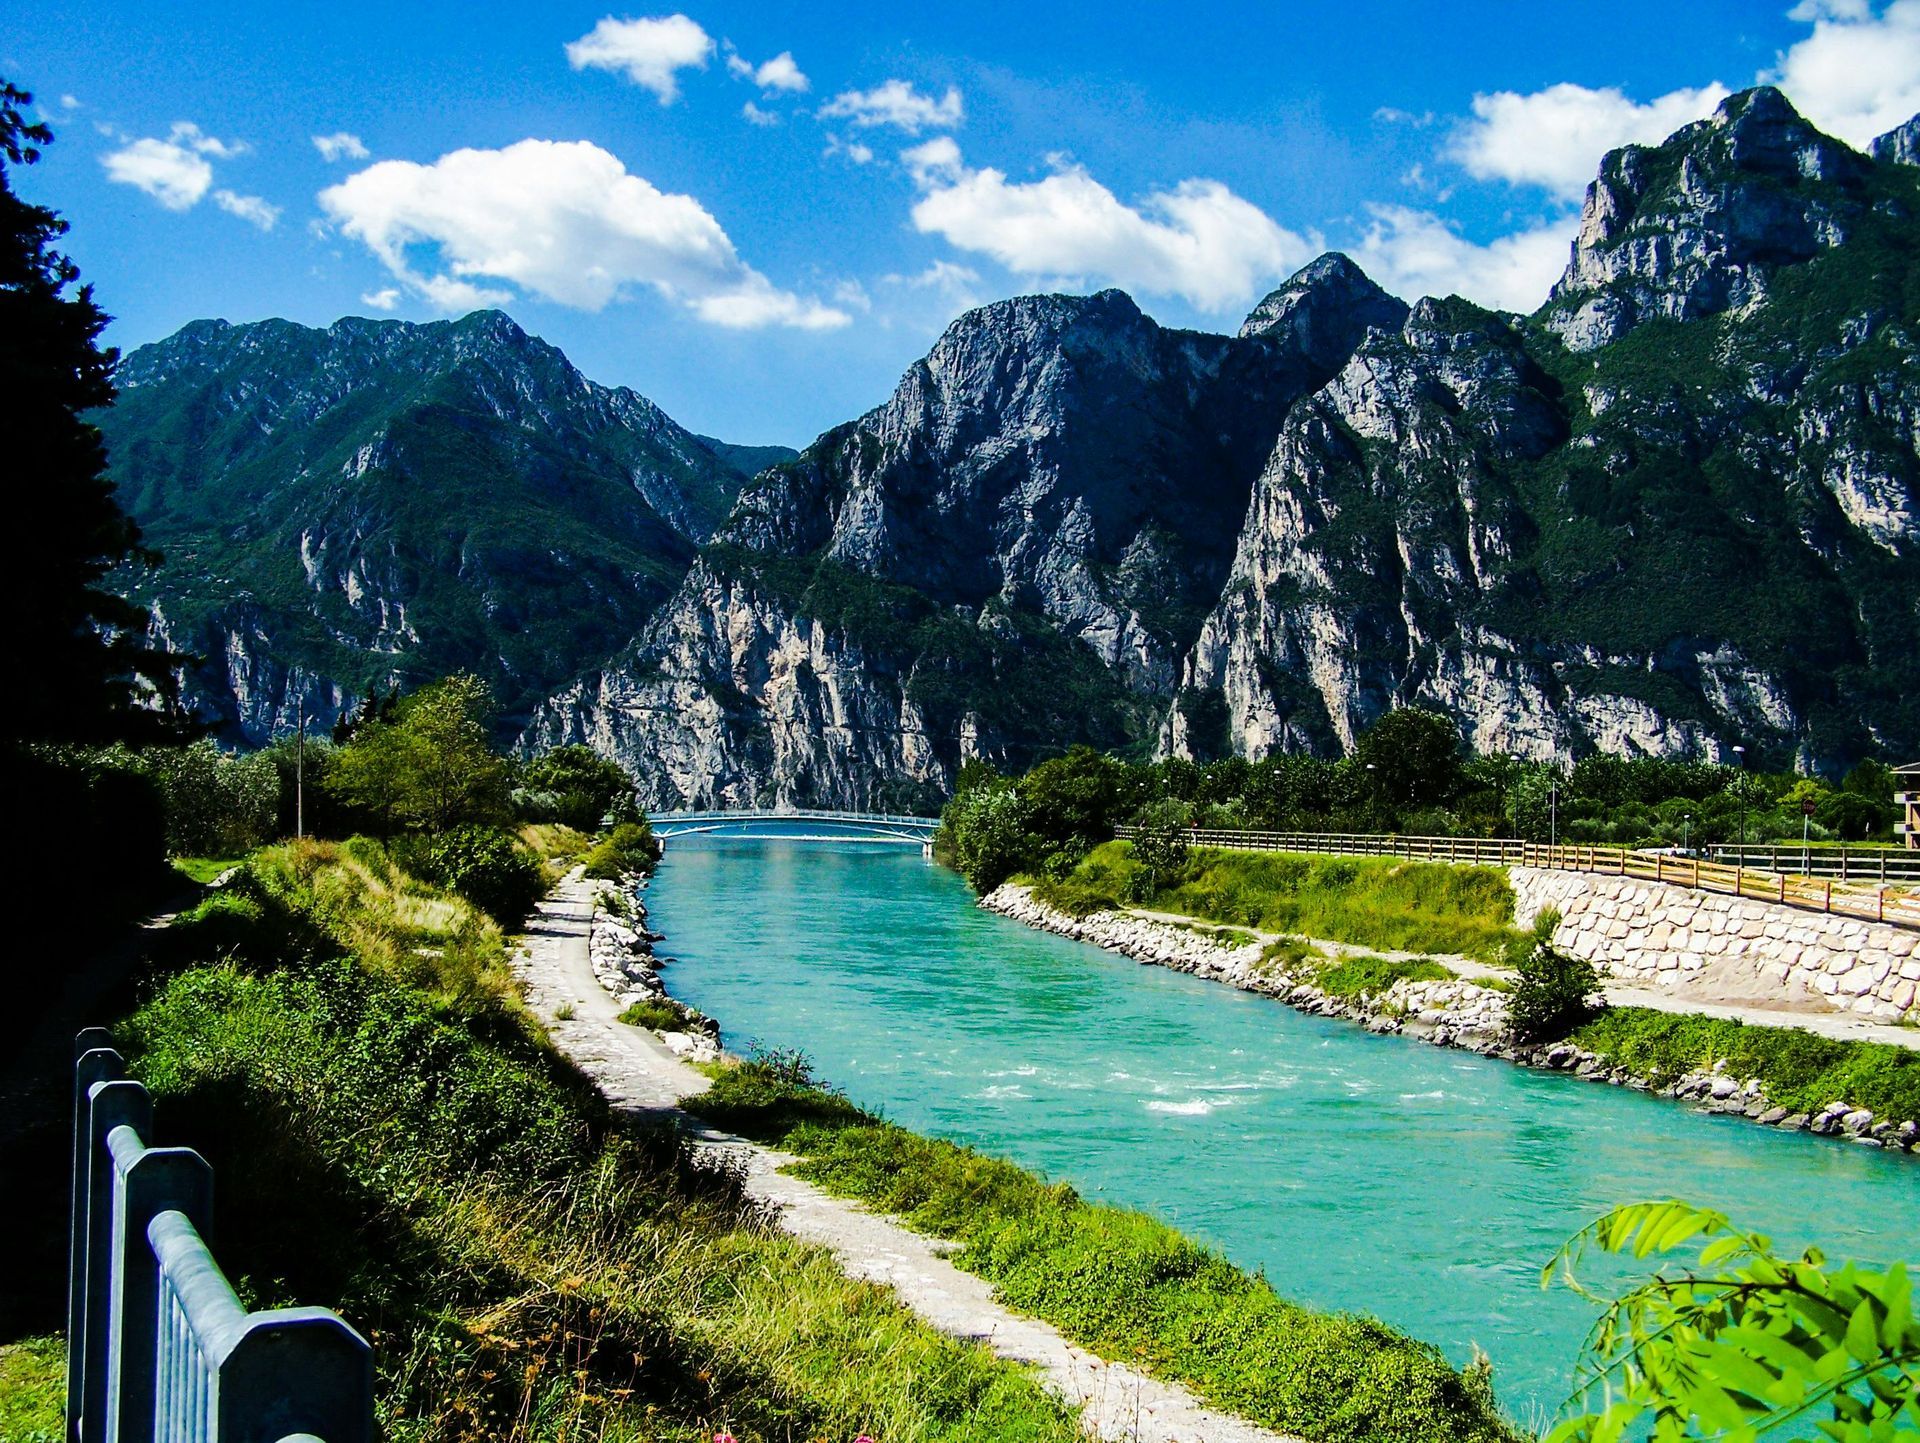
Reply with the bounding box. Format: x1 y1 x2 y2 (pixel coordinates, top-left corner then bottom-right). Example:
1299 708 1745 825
1766 0 1920 145
906 143 1309 312
1349 205 1573 313
1451 82 1732 198
313 131 370 162
566 15 713 104
821 80 963 133
317 138 849 329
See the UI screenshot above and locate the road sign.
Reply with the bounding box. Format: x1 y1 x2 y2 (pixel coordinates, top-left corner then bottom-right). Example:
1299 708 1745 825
1802 797 1818 817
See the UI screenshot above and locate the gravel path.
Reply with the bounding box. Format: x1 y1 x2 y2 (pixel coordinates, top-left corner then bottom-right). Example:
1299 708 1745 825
513 874 1297 1443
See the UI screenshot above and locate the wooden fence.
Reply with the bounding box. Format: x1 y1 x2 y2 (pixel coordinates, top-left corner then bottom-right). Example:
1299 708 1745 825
1115 827 1920 931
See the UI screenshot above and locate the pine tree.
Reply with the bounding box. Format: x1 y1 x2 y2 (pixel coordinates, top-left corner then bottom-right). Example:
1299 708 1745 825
0 81 178 745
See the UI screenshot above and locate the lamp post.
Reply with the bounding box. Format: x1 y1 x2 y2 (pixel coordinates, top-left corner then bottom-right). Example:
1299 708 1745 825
295 702 306 840
1732 744 1748 856
1364 762 1379 835
1682 812 1692 855
1549 766 1559 850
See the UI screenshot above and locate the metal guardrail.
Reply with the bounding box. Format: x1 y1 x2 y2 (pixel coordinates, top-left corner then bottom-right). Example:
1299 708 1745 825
69 1028 373 1443
1115 828 1920 931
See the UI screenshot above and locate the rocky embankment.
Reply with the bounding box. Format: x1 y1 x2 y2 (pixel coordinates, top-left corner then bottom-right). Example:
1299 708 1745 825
983 883 1920 1154
584 873 721 1063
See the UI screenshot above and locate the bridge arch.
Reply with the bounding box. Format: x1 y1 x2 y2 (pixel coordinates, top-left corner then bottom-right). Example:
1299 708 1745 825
651 809 939 848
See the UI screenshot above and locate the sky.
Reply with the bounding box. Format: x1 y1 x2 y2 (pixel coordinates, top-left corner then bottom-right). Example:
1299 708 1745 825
7 1 1920 445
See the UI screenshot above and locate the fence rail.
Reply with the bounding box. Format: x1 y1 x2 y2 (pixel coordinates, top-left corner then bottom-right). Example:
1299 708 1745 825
1115 827 1920 931
69 1028 373 1443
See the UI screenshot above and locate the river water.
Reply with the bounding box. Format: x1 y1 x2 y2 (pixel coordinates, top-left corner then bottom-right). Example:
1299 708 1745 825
647 837 1920 1428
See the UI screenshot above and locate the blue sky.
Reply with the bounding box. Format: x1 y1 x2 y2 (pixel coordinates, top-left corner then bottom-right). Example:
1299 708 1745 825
8 1 1920 444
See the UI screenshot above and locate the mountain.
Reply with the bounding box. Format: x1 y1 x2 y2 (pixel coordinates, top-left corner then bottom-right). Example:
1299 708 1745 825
107 87 1920 804
102 311 749 739
693 435 800 481
526 87 1920 805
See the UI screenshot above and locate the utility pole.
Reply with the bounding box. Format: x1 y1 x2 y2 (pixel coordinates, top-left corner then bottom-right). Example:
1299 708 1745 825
296 703 306 840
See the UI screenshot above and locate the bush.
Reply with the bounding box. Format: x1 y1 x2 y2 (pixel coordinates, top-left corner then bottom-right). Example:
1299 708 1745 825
616 999 690 1032
580 820 660 880
1506 911 1605 1041
395 825 547 927
1313 954 1455 1000
515 745 641 830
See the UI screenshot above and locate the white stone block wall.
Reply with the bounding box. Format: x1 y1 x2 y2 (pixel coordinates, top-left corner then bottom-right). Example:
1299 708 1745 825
1509 866 1920 1022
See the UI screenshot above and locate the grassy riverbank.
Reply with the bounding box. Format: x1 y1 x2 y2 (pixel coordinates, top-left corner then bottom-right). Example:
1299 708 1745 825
1569 1007 1920 1121
109 839 1086 1443
1036 842 1520 960
687 1054 1522 1443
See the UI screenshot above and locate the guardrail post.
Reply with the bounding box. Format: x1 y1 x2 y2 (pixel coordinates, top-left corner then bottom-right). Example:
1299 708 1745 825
80 1078 151 1440
219 1309 375 1443
105 1133 212 1443
69 1031 119 1443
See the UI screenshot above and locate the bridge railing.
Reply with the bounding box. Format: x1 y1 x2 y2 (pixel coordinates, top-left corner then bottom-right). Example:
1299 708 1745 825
652 809 937 828
69 1028 373 1443
1114 828 1920 931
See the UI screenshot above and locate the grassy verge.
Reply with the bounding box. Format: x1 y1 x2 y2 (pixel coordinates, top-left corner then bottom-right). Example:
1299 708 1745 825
116 841 1083 1443
0 1337 64 1443
617 998 697 1032
687 1056 1520 1443
1312 954 1455 1000
171 855 245 884
1569 1007 1920 1120
1033 842 1521 961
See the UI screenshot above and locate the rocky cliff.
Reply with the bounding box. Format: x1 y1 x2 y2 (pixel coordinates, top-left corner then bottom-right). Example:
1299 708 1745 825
108 88 1920 804
104 311 751 740
529 88 1920 805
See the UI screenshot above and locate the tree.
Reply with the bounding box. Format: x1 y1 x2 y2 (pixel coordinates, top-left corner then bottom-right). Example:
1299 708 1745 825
1355 709 1464 820
1017 746 1126 850
516 744 640 829
323 675 509 833
1547 1200 1919 1443
0 83 177 746
1130 798 1193 896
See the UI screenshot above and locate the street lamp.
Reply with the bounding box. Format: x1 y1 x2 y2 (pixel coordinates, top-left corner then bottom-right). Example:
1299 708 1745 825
1549 765 1559 849
1364 762 1379 837
1682 812 1692 854
1732 744 1748 854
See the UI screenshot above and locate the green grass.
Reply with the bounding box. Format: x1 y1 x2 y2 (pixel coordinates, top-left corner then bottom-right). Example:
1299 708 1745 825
171 855 246 884
117 844 1084 1443
1039 842 1522 960
1311 955 1456 1001
1570 1007 1920 1122
688 1057 1520 1443
0 1337 64 1443
617 998 692 1032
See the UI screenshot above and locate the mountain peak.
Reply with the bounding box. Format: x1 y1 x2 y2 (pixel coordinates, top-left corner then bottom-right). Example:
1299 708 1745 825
1871 112 1920 168
1543 85 1872 351
1238 253 1409 368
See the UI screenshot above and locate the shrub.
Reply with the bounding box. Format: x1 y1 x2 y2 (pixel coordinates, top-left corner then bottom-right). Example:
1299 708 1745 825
395 825 547 926
1313 954 1456 1000
617 999 690 1032
580 820 660 880
1506 912 1605 1041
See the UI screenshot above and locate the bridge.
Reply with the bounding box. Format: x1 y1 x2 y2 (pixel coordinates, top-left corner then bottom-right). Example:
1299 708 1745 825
651 808 940 848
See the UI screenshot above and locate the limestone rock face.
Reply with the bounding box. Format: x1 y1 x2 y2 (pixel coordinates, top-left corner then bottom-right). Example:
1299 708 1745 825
104 310 752 741
1545 88 1874 350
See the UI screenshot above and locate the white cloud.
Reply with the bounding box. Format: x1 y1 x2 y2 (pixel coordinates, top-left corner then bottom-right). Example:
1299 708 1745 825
753 52 808 93
1451 82 1731 198
742 101 779 127
565 14 713 104
1349 205 1572 312
212 189 280 230
313 131 370 162
103 136 213 209
821 79 963 133
725 50 753 78
102 121 272 226
361 287 401 310
906 145 1310 312
58 94 80 111
824 134 875 164
317 138 849 329
902 135 963 185
1766 0 1920 146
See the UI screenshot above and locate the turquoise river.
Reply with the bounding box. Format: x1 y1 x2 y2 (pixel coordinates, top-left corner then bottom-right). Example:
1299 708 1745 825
646 836 1920 1429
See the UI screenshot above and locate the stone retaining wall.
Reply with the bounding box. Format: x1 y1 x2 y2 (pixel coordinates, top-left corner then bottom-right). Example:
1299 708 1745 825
1510 866 1920 1023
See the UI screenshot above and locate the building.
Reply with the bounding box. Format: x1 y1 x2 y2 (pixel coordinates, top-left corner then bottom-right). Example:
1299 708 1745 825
1899 763 1920 850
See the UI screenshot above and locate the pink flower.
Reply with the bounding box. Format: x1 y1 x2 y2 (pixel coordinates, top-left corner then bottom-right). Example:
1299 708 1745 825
854 1436 876 1443
713 1434 736 1443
